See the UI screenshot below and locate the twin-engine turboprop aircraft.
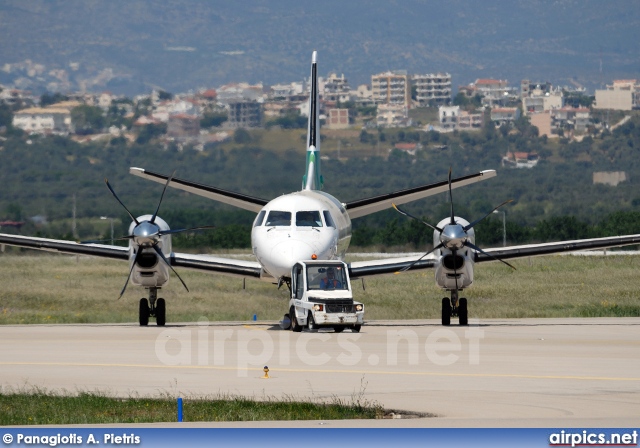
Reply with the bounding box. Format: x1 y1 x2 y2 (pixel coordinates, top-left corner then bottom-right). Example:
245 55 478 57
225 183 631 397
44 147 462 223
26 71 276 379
2 51 640 326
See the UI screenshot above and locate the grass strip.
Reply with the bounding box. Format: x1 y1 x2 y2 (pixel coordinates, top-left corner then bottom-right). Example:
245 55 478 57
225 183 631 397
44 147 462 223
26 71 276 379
0 388 384 425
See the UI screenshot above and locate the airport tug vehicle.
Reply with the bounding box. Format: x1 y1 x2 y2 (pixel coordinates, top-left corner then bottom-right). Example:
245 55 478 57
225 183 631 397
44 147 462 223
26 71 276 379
284 260 364 332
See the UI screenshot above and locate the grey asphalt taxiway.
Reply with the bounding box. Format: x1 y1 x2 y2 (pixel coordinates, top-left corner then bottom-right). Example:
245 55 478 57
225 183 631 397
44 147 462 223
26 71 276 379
1 318 639 427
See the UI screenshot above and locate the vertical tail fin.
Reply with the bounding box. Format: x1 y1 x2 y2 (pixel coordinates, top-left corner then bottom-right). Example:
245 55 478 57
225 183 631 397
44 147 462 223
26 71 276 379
302 50 323 191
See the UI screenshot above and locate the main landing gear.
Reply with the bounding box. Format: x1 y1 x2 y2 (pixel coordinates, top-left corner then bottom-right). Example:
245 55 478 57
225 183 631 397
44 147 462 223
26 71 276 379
442 290 468 326
139 287 166 326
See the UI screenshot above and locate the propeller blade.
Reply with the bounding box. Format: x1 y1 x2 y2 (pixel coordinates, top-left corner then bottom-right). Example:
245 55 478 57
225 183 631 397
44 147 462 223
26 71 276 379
150 170 176 224
119 249 144 299
398 242 444 273
463 199 514 231
105 178 139 226
158 225 216 236
80 235 134 245
465 241 516 270
392 203 442 233
152 244 190 292
448 167 455 225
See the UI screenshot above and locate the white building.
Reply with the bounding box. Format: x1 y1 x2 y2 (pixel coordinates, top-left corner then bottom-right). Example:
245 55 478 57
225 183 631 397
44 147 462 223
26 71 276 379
594 80 639 111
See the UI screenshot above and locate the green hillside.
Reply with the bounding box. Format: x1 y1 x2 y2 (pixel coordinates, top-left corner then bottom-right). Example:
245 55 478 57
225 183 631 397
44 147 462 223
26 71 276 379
1 114 640 248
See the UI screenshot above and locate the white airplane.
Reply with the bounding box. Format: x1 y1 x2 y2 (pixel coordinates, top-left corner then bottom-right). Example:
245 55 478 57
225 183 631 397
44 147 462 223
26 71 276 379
2 51 640 326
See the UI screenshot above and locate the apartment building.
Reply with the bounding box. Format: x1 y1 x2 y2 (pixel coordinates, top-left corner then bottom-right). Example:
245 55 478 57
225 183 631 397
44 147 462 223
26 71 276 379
371 71 411 108
12 100 81 134
227 100 263 128
490 107 520 126
522 88 563 116
321 73 351 103
594 79 639 111
376 104 411 128
412 73 452 107
461 79 517 107
438 105 483 131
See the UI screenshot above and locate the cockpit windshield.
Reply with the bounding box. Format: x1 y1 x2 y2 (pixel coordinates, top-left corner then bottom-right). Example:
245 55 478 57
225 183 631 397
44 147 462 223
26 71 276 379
306 265 348 290
265 211 291 226
296 211 322 227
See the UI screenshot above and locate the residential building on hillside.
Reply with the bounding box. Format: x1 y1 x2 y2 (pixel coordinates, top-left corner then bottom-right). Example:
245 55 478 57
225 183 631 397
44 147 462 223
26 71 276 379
438 105 482 131
412 73 452 107
321 73 351 103
490 107 520 126
553 107 590 134
351 84 375 107
376 104 411 128
326 108 350 129
529 106 590 137
13 107 70 134
12 100 81 134
439 106 459 131
461 79 518 107
372 71 411 108
196 89 218 111
167 114 200 140
530 112 552 137
270 82 304 100
217 82 264 104
594 79 639 111
457 110 483 130
522 88 563 115
520 80 553 98
227 100 262 128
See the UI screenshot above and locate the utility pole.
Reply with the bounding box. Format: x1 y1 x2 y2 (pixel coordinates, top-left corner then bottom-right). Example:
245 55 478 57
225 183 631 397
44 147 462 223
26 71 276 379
72 193 77 239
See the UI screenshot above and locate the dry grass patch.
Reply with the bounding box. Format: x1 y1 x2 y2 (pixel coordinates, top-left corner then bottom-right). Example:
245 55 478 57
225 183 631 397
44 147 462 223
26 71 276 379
1 253 639 324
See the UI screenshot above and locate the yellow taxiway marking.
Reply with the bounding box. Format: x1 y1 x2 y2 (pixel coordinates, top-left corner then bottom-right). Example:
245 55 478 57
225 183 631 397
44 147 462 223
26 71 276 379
1 361 639 382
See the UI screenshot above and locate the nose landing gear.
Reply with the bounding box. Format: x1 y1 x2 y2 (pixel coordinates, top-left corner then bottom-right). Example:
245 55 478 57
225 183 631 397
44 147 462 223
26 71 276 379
139 287 166 326
441 291 468 326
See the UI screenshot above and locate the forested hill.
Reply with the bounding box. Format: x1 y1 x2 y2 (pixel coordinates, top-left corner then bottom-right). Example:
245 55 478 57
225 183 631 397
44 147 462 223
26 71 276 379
1 115 640 247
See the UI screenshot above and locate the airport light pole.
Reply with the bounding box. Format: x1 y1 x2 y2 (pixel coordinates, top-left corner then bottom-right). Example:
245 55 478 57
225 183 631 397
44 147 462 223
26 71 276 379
493 210 506 247
101 216 114 245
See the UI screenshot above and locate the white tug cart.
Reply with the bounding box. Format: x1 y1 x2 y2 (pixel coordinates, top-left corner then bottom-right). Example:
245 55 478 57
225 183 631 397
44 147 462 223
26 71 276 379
283 260 364 332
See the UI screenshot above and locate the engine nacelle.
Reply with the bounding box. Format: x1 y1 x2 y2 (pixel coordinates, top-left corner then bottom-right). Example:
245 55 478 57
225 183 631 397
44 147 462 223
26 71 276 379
128 215 172 288
433 216 475 291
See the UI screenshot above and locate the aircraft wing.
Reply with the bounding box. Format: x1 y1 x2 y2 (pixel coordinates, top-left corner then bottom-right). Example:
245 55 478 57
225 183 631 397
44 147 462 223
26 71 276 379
348 233 640 278
129 167 268 213
0 233 129 260
345 170 496 219
348 254 436 278
0 233 264 278
170 252 263 278
475 234 640 262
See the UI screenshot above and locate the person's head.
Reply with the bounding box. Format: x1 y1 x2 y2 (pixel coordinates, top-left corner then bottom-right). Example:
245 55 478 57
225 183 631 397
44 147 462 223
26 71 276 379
327 267 335 278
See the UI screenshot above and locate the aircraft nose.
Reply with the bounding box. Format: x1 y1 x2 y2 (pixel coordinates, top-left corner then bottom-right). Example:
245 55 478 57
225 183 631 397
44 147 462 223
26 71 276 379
269 240 316 277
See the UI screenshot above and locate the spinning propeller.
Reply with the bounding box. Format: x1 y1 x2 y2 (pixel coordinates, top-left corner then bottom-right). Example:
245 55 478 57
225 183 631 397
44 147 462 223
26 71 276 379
84 171 214 298
393 168 516 297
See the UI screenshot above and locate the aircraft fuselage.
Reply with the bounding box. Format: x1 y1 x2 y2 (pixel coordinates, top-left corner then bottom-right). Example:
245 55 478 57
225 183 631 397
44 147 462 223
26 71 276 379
251 190 351 279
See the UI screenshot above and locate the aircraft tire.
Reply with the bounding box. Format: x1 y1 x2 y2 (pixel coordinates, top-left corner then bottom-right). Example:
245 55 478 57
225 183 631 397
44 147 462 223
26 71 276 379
458 298 468 326
156 298 166 327
290 307 302 332
139 299 150 326
441 298 451 326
